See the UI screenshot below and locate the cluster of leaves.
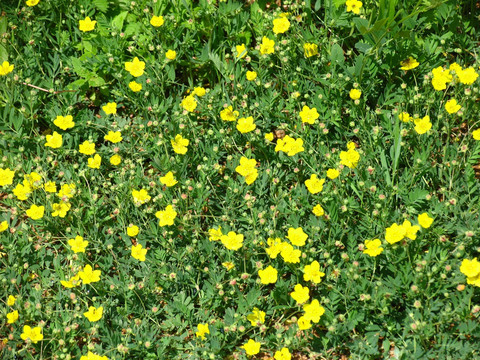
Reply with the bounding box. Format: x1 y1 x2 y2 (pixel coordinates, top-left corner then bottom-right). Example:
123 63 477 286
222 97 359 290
1 0 480 359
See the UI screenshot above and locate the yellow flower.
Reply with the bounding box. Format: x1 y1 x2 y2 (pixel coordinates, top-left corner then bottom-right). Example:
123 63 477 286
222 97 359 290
431 66 452 90
472 129 480 140
413 115 432 134
304 43 319 58
78 264 101 285
208 226 223 241
102 102 117 115
241 339 261 356
236 116 256 133
51 202 71 218
398 112 411 122
0 221 8 232
220 231 244 251
274 347 292 360
79 17 96 32
155 205 177 226
273 17 290 34
131 244 147 261
150 15 164 27
165 50 177 60
125 57 145 77
127 225 139 237
349 88 362 100
160 171 178 187
312 204 325 216
0 168 15 186
460 258 480 278
246 71 257 81
456 67 479 85
132 189 151 205
305 174 325 194
181 95 197 112
54 115 74 130
20 325 43 343
418 213 433 228
400 57 419 71
339 143 360 169
129 81 142 92
80 351 109 360
68 235 88 253
346 0 362 14
247 307 265 326
303 299 325 323
110 154 121 165
26 0 40 7
7 310 19 324
104 131 122 143
196 323 210 340
171 134 190 154
275 135 304 156
235 156 258 185
0 61 14 76
326 168 340 179
60 274 81 288
363 239 384 257
220 106 239 121
83 306 103 322
222 262 235 271
297 315 312 330
45 131 63 148
290 284 310 304
402 220 420 240
13 183 32 200
260 36 275 55
303 261 325 283
258 265 278 284
44 181 57 193
193 87 206 97
236 44 247 59
26 205 44 220
87 154 102 169
57 183 76 199
299 105 319 124
280 243 301 263
7 295 16 306
79 140 95 155
286 227 308 247
445 99 461 114
385 223 406 244
265 132 274 141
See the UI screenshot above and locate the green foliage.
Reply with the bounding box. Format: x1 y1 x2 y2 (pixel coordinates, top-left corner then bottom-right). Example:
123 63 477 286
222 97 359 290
0 0 479 359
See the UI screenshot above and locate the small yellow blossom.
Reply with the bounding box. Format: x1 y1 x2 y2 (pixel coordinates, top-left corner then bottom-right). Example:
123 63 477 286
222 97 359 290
0 61 14 76
260 36 275 55
304 43 319 58
241 339 261 356
165 50 177 60
160 171 178 187
220 231 244 251
102 102 117 115
237 116 256 133
131 244 147 261
171 134 189 154
7 310 19 324
155 205 177 226
247 308 265 326
150 15 164 27
445 99 461 114
104 131 122 143
110 154 122 165
220 106 239 121
78 264 101 285
87 154 102 169
129 81 142 92
45 131 63 148
236 44 247 59
400 57 419 71
83 306 103 322
26 205 44 220
349 88 362 100
68 235 88 253
79 17 96 32
20 325 43 343
125 57 145 77
127 225 139 237
363 239 384 257
54 115 75 130
418 213 433 228
196 323 210 340
258 265 277 284
290 284 310 304
303 261 325 283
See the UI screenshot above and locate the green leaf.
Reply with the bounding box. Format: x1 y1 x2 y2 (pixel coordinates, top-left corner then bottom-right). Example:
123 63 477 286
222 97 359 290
330 43 344 67
93 0 109 13
112 11 128 32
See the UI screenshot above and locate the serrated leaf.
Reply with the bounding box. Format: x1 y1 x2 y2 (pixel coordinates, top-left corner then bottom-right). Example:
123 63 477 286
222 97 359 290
93 0 109 13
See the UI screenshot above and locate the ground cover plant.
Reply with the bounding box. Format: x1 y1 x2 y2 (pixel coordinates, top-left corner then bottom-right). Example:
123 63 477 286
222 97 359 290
1 0 480 359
